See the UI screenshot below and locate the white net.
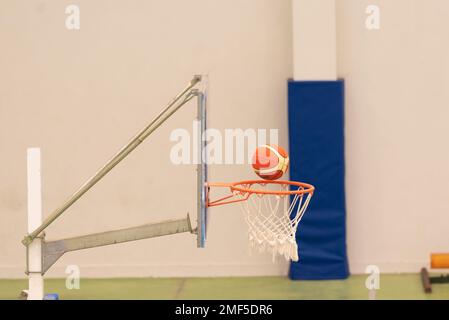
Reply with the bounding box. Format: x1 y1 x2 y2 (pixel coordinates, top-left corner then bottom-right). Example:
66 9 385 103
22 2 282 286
235 182 312 262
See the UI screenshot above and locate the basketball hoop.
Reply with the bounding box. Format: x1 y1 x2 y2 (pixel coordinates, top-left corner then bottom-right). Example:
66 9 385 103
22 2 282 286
207 180 314 262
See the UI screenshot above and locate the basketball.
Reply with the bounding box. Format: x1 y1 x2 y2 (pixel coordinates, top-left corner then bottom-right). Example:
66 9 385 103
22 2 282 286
252 144 289 180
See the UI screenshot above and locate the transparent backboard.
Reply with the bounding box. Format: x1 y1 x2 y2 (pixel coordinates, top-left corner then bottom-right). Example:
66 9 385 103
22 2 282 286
197 82 207 248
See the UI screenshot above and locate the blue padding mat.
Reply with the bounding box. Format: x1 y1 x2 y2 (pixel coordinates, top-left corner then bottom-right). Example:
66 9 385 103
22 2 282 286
288 80 349 280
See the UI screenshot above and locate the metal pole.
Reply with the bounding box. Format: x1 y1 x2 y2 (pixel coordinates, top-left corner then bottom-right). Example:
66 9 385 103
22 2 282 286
22 75 202 246
26 148 44 299
196 91 207 248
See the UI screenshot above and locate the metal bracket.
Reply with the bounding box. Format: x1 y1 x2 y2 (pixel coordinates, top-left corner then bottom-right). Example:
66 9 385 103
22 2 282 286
25 233 45 275
40 214 193 274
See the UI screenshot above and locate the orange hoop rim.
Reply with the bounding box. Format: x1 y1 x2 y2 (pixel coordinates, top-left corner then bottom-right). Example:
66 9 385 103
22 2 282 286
206 180 315 207
228 180 314 196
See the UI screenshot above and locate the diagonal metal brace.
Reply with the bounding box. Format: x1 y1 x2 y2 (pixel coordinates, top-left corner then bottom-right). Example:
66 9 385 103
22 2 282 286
41 214 193 274
22 75 202 247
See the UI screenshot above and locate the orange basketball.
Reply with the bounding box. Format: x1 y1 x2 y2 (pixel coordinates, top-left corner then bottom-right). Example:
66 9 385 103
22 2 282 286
252 144 289 180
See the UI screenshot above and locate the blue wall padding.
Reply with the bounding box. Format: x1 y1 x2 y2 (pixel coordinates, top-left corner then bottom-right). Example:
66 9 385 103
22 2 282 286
288 80 349 280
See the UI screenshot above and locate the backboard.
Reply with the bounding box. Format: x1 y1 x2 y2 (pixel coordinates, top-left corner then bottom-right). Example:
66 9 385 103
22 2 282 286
197 85 207 248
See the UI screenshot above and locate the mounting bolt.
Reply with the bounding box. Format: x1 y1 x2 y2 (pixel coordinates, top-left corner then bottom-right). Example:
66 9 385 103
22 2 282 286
191 75 202 85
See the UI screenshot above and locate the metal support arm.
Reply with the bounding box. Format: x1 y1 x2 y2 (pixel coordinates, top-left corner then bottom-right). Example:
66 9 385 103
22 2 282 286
37 215 193 274
22 76 202 246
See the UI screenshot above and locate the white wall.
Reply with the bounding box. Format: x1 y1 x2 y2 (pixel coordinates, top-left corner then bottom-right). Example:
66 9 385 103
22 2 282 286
0 0 293 278
338 0 449 273
1 0 449 278
292 0 337 80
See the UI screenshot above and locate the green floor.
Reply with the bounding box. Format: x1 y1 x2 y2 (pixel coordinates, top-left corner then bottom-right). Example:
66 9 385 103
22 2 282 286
1 274 448 300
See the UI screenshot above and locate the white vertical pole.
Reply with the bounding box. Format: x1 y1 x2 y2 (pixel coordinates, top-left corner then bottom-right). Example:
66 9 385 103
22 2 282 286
292 0 337 80
27 148 44 300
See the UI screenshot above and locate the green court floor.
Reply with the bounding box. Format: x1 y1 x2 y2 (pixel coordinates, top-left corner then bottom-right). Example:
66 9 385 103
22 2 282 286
0 274 448 300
